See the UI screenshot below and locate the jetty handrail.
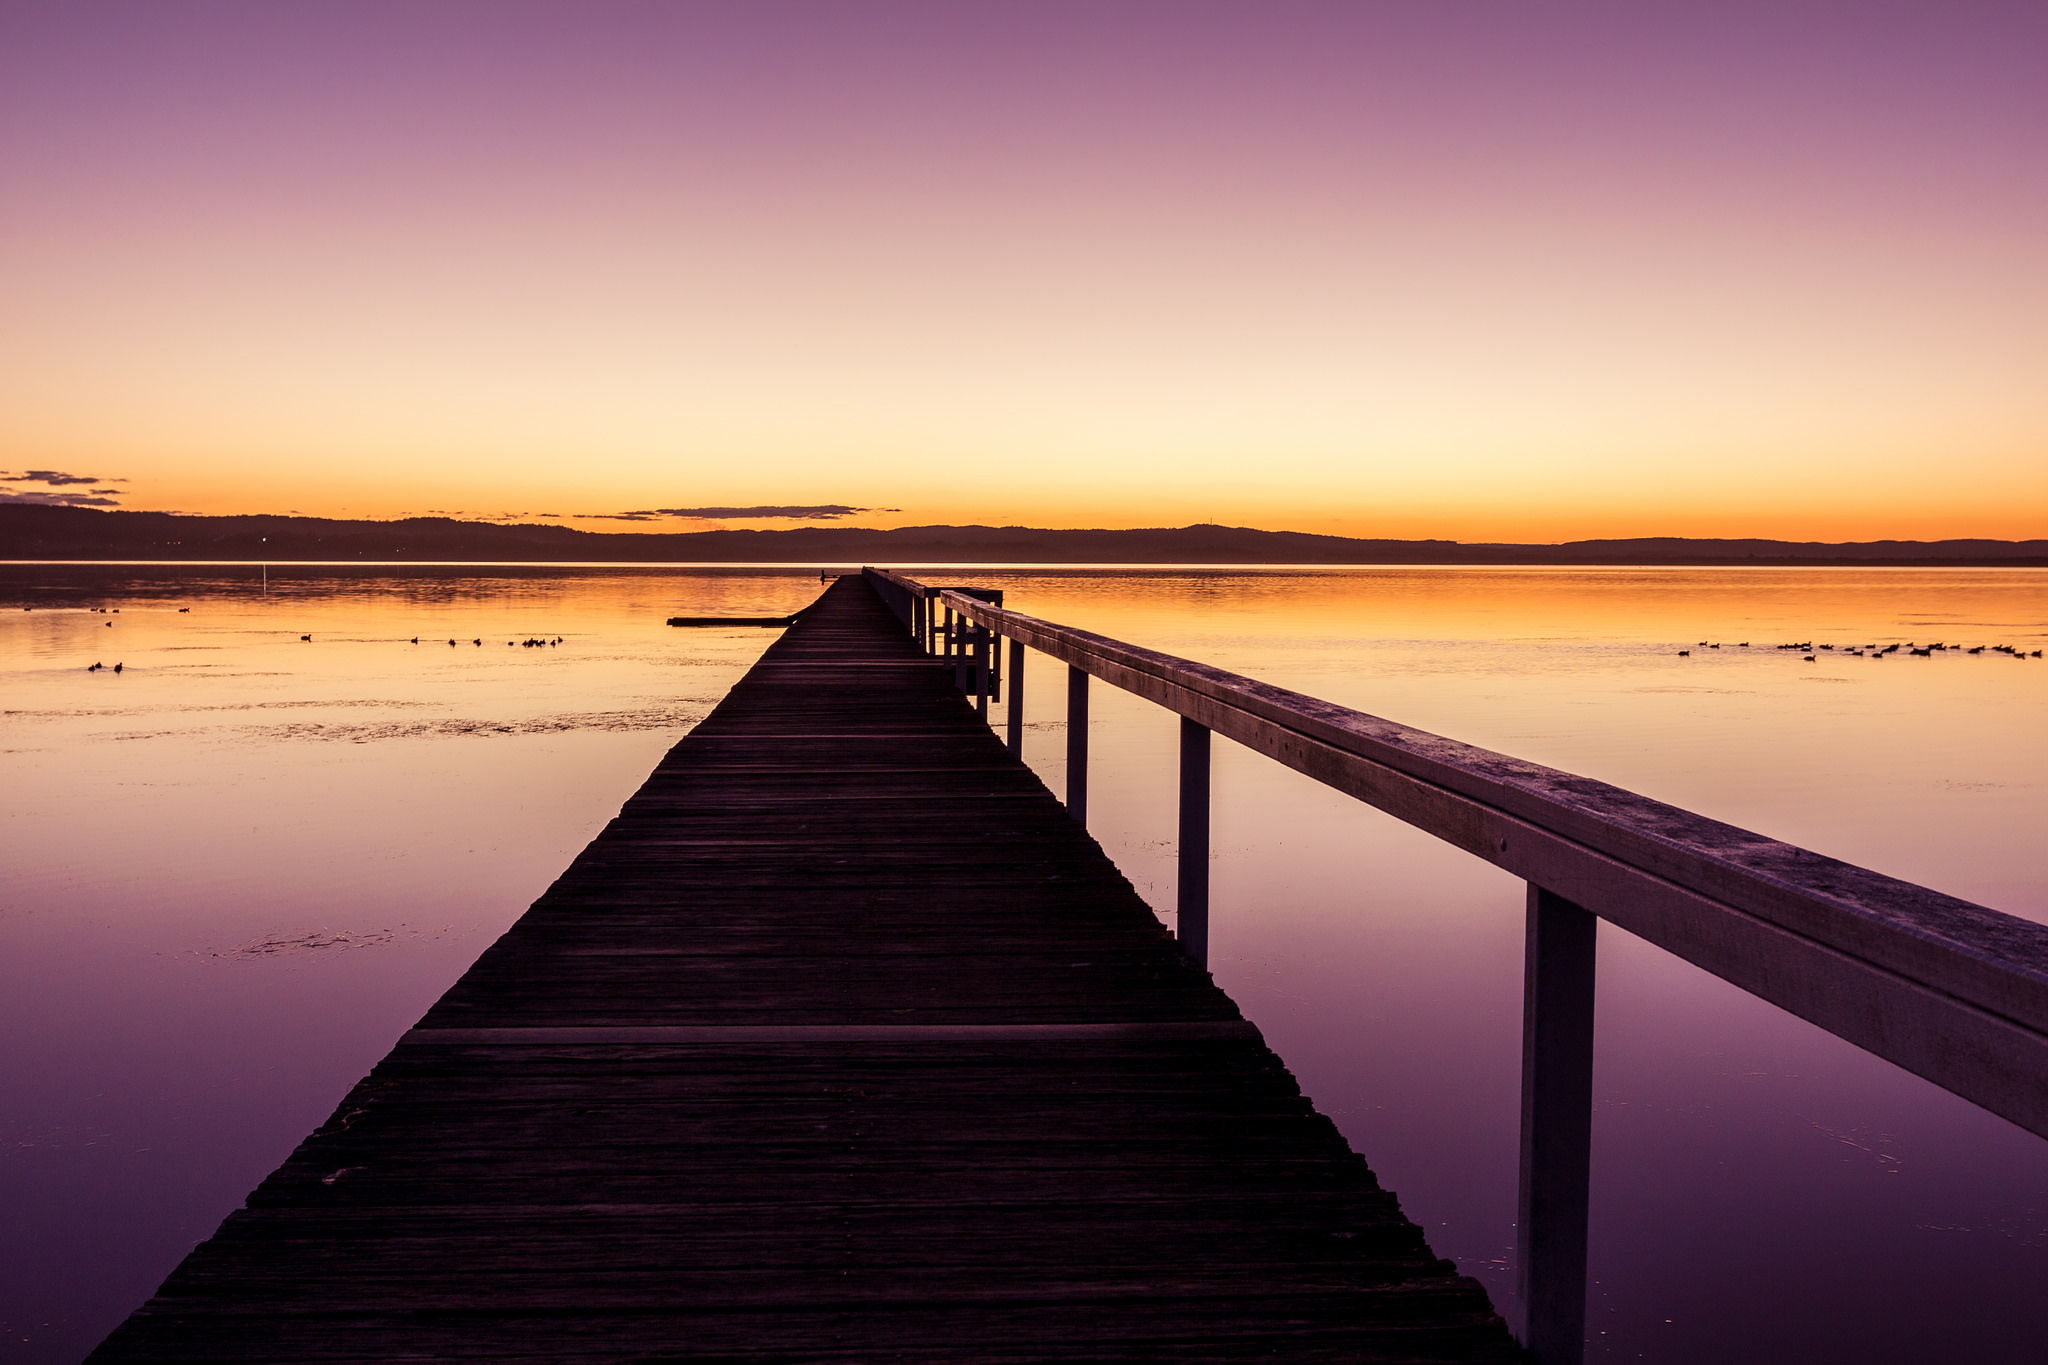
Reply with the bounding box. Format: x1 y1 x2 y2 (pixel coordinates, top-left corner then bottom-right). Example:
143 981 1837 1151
865 566 2048 1361
921 576 2048 1127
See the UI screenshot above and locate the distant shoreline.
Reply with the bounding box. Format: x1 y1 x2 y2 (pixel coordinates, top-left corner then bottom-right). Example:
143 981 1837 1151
6 559 2048 573
3 505 2044 567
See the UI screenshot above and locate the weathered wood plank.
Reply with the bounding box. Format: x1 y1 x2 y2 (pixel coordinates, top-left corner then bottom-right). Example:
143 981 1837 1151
88 575 1522 1363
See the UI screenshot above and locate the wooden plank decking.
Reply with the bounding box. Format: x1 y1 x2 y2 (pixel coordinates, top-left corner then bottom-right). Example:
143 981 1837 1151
89 576 1522 1362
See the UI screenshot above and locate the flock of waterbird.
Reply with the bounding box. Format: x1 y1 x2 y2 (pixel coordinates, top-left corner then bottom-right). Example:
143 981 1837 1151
307 635 565 647
397 636 566 648
1677 640 2041 661
56 606 567 673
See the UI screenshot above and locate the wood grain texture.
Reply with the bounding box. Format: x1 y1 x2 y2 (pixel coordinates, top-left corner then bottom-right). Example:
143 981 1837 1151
89 575 1522 1364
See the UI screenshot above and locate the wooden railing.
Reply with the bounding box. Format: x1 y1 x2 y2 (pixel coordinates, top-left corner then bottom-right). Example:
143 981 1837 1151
864 566 2048 1363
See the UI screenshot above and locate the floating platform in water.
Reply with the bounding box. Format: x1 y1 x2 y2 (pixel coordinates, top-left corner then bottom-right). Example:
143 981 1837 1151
665 613 802 627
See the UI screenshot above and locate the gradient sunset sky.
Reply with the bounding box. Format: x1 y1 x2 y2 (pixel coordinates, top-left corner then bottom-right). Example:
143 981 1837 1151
3 1 2043 541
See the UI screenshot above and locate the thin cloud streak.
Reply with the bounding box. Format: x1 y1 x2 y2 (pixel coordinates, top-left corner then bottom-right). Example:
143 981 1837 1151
0 489 123 507
2 470 127 488
574 506 897 523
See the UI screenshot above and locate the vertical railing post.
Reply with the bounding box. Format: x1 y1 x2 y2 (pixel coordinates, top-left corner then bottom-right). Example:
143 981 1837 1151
975 629 990 719
1518 884 1596 1365
1066 665 1089 825
951 611 967 693
1007 638 1025 756
912 592 925 643
1178 718 1211 966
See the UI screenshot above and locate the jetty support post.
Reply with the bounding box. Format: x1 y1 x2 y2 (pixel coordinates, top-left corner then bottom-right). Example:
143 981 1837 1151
1066 665 1089 825
976 630 991 719
1178 718 1211 965
1518 884 1596 1365
1007 638 1025 756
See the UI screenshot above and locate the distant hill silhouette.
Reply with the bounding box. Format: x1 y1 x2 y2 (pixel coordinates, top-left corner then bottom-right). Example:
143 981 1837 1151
3 504 2044 566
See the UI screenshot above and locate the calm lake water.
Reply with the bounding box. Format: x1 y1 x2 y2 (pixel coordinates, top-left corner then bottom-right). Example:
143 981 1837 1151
3 562 2045 1364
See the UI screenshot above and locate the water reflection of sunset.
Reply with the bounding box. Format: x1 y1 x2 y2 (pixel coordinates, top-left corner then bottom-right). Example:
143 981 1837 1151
4 563 2045 1363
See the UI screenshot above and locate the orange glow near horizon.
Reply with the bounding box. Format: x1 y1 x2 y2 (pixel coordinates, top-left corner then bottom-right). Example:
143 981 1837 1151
2 5 2044 544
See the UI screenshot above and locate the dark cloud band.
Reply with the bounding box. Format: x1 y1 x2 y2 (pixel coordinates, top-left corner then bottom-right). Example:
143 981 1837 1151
0 489 123 507
1 469 126 487
575 505 895 523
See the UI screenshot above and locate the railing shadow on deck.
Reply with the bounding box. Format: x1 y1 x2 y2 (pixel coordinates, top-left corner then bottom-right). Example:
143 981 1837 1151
861 565 2048 1365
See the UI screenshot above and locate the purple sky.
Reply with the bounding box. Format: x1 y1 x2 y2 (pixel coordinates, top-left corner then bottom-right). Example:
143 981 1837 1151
3 2 2043 537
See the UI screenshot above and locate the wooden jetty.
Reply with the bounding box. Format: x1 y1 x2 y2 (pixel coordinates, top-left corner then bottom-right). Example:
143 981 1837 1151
90 576 1523 1362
